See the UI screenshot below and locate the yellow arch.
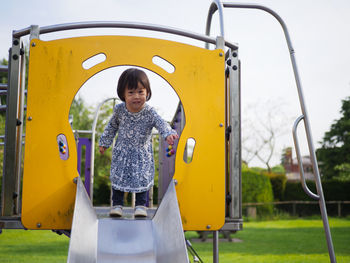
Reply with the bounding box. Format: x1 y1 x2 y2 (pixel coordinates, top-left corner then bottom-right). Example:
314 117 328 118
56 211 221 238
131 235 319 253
22 35 225 230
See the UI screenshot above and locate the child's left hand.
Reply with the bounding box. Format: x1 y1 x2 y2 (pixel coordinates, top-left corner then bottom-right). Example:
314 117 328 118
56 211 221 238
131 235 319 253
166 134 179 145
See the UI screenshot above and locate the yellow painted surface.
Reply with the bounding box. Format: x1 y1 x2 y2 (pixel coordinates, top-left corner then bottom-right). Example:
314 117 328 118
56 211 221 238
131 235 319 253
22 36 225 230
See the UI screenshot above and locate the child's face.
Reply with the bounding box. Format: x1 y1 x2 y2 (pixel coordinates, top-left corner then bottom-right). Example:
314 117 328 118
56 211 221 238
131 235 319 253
124 82 147 113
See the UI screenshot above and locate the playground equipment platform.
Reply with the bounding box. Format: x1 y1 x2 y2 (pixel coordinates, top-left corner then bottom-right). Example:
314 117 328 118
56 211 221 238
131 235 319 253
67 177 188 263
0 1 337 262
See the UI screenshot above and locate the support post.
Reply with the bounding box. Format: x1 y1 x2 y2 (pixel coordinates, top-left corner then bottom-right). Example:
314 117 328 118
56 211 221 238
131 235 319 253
1 37 21 216
213 230 219 263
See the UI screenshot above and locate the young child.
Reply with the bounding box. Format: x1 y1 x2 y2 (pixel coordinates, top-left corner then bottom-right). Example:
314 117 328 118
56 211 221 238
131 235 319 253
99 68 178 217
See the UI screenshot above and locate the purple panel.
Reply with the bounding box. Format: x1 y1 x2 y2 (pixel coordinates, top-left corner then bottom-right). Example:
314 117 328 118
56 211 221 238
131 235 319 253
77 137 92 197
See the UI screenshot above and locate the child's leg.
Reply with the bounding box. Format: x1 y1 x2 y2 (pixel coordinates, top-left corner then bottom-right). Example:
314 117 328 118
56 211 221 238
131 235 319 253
112 189 124 206
134 191 148 217
135 191 147 207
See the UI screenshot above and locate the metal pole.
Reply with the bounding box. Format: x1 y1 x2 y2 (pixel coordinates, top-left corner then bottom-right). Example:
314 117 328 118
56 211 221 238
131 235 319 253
2 37 21 216
90 97 119 202
12 21 238 51
213 231 219 263
14 42 26 215
216 3 337 262
205 0 225 49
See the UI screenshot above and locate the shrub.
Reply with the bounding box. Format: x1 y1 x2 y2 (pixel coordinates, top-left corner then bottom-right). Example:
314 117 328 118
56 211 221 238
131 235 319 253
265 172 287 201
281 179 350 216
242 168 274 216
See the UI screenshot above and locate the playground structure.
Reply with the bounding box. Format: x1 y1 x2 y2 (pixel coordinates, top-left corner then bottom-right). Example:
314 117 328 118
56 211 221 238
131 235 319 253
0 1 337 263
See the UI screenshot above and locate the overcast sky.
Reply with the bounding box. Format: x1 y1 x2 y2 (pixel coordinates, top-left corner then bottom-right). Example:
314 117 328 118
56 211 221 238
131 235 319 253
1 0 349 167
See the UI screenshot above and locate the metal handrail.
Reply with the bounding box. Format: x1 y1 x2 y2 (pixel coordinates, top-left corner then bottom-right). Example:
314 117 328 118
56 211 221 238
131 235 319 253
205 0 225 49
90 97 119 202
12 21 238 50
292 115 319 200
206 2 336 262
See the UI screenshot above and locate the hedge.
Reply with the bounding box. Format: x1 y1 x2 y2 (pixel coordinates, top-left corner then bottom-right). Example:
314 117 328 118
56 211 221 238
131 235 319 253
242 168 274 216
280 179 350 216
264 172 287 201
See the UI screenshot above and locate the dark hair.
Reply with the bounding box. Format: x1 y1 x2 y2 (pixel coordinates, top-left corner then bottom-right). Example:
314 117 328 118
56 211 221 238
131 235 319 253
117 68 152 101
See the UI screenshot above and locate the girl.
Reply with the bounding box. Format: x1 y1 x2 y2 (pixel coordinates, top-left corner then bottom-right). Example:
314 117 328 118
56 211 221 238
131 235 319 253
99 68 178 217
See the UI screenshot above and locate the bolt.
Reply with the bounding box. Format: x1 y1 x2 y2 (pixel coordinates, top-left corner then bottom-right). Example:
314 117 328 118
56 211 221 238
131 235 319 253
219 123 223 127
27 116 32 121
12 54 18 60
13 40 19 46
226 59 232 66
232 65 238 71
206 225 211 229
37 223 41 228
232 52 237 57
219 53 223 57
32 42 36 47
73 177 78 184
174 179 178 185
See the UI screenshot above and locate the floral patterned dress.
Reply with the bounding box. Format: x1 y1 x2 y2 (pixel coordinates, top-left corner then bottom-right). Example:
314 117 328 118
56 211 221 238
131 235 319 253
99 103 176 193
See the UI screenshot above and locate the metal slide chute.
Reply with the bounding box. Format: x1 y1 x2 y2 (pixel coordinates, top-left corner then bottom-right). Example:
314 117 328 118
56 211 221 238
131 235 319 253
68 177 188 263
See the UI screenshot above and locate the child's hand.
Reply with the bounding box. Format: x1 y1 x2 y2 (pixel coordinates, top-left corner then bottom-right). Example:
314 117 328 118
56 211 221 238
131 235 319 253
166 134 179 145
99 146 107 154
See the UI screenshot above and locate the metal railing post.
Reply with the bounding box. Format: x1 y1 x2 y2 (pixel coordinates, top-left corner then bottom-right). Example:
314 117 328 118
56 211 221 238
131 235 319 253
2 37 21 216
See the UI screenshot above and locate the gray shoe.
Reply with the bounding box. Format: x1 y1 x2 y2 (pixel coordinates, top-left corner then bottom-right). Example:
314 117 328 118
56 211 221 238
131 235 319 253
134 206 147 217
110 205 123 217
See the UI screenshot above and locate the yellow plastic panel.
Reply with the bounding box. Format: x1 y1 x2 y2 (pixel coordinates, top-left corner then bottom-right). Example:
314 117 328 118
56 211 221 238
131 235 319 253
22 36 225 230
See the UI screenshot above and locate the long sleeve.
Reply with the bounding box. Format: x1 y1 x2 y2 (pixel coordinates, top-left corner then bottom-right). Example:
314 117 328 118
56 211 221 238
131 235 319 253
151 107 177 139
99 109 119 148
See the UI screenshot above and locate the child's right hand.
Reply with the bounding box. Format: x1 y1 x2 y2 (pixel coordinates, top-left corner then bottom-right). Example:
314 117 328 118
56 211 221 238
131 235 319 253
99 146 107 154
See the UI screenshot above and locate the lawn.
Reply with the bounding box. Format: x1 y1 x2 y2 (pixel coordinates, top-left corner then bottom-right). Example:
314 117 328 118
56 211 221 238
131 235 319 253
0 218 349 263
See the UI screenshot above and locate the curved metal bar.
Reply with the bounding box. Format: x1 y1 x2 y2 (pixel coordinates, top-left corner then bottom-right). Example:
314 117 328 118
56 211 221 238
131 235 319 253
205 0 226 49
219 2 317 172
90 97 119 202
292 115 319 200
12 21 237 50
220 4 336 262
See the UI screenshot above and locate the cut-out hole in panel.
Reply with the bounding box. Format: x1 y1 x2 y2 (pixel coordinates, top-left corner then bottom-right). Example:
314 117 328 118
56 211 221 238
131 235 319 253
152 56 175 74
183 138 196 164
82 53 107 70
71 65 181 208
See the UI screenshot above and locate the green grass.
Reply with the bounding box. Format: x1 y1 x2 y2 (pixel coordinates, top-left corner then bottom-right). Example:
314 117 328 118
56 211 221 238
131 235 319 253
187 217 350 263
0 218 349 263
0 229 69 263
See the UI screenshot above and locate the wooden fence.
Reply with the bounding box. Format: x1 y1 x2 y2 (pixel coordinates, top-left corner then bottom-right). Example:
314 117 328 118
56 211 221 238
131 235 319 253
243 201 350 217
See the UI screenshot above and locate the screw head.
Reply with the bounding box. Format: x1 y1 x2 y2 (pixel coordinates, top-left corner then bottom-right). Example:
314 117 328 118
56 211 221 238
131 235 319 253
31 42 36 47
27 116 32 121
37 223 41 228
219 53 223 57
206 225 211 229
219 123 223 127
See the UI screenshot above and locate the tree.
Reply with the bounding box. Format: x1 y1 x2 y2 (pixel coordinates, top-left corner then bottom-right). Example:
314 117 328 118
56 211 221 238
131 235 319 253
316 96 350 180
242 99 292 172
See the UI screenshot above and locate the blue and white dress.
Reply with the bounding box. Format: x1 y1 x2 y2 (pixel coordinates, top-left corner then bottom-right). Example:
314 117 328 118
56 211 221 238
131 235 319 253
99 103 176 193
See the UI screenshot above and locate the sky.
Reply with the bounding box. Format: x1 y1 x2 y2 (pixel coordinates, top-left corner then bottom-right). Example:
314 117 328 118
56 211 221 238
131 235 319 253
1 0 349 167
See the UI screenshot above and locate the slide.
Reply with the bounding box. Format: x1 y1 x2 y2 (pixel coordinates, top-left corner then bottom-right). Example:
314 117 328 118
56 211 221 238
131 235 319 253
67 177 188 263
